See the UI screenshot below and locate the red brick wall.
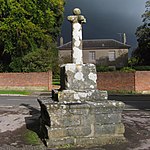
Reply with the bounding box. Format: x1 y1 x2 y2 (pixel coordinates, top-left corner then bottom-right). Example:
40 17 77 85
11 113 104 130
0 72 52 91
1 71 150 92
135 71 150 92
97 72 135 91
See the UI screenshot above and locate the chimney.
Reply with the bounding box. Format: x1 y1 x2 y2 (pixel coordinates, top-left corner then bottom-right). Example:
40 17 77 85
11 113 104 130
60 37 64 46
123 33 127 44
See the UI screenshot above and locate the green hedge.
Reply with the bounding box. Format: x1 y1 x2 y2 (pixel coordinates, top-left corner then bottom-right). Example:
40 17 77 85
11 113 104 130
133 66 150 71
120 67 135 72
96 66 115 72
96 65 150 72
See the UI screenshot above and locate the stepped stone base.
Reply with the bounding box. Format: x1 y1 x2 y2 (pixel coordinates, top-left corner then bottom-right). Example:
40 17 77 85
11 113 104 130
38 62 125 148
58 90 108 102
38 99 125 148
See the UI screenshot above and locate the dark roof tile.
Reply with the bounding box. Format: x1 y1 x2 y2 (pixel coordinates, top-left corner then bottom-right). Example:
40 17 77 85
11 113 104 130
58 39 131 50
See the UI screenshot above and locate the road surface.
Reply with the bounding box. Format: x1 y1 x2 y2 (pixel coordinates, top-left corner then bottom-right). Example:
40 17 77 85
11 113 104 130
0 95 150 110
0 96 39 108
109 95 150 110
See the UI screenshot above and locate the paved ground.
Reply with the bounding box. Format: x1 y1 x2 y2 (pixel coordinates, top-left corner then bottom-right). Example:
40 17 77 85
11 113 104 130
0 105 150 150
103 110 150 150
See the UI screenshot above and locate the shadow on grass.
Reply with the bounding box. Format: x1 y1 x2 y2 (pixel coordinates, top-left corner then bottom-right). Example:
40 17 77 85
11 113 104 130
20 103 49 147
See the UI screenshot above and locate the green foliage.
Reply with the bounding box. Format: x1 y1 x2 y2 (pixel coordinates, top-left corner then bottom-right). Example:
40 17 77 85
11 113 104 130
128 57 139 67
121 65 150 72
9 57 24 72
0 64 3 72
96 65 115 72
23 47 58 72
133 66 150 71
108 90 138 95
9 46 59 72
24 130 40 145
0 0 65 72
52 78 60 85
120 67 135 72
133 0 150 65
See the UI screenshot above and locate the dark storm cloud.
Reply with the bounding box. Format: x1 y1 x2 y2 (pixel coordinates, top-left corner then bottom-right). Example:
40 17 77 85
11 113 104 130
61 0 147 49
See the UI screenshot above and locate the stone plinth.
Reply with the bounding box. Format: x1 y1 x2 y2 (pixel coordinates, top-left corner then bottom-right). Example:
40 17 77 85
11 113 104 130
60 64 97 91
38 99 125 148
59 63 108 102
58 90 108 102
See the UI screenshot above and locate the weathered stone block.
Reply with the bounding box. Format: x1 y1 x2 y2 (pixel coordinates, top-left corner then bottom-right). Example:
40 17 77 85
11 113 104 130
63 115 81 127
95 124 125 136
115 123 125 134
68 107 89 115
47 137 74 147
48 103 68 115
60 64 97 91
67 126 91 137
92 136 125 146
75 136 125 147
95 124 116 135
48 128 68 138
95 113 122 125
58 63 108 102
50 114 81 128
80 115 95 127
89 100 125 114
75 137 95 146
38 99 125 148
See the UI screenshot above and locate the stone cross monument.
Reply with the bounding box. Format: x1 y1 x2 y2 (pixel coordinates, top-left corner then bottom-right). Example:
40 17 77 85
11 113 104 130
38 8 125 148
68 8 86 64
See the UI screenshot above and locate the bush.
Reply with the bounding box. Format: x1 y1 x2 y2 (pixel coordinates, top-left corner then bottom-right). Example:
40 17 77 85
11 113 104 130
96 66 114 72
133 66 150 71
120 67 135 72
128 57 139 67
0 64 3 72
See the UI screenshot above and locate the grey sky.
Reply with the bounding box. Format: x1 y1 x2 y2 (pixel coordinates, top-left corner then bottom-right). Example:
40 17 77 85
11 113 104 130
61 0 147 49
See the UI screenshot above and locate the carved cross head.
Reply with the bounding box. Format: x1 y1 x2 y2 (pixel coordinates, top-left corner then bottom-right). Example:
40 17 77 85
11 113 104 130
68 8 86 24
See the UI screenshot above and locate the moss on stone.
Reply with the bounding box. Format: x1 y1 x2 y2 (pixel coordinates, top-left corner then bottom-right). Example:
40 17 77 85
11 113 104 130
24 130 40 145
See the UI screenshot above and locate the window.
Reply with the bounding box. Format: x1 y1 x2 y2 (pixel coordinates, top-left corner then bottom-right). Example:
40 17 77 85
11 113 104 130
89 51 96 61
108 51 116 61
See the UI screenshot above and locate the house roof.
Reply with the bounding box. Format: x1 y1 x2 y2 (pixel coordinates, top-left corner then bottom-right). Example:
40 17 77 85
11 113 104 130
58 39 131 50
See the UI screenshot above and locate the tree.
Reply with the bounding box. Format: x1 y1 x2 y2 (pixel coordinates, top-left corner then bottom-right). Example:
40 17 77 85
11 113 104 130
0 0 65 72
133 0 150 65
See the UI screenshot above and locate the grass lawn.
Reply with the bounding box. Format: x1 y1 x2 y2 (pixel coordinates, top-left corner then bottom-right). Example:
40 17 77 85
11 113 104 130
0 90 31 95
